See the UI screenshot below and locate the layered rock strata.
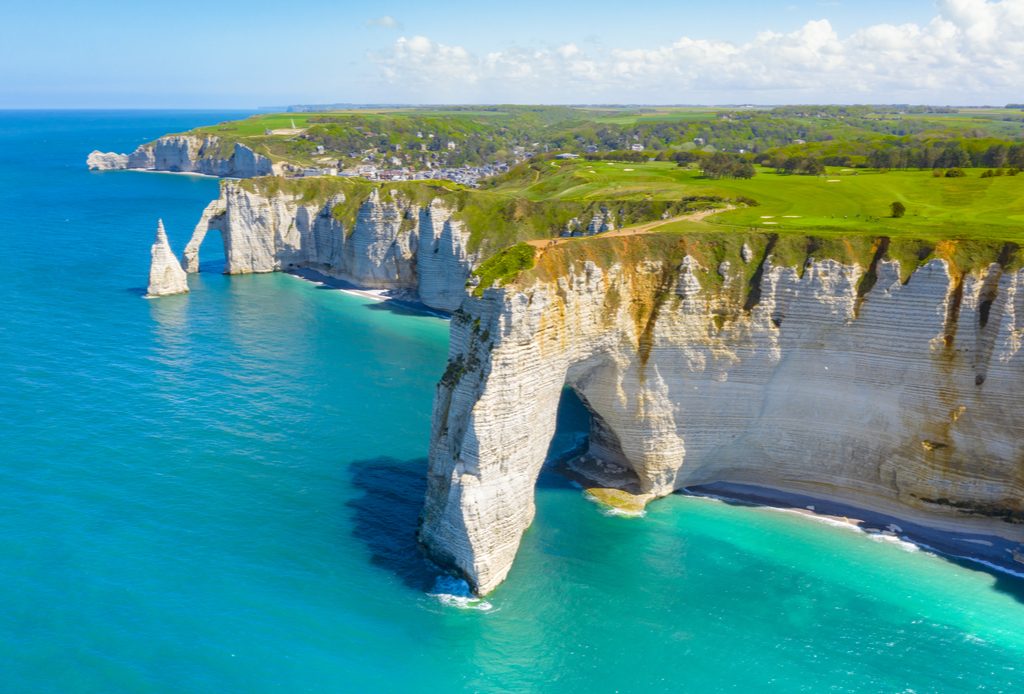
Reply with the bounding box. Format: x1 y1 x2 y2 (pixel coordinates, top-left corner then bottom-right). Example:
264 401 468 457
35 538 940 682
183 182 478 312
88 135 275 177
420 242 1024 594
146 220 189 297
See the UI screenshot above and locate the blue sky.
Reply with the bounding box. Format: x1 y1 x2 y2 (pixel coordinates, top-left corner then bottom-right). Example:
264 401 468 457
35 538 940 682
2 0 1021 107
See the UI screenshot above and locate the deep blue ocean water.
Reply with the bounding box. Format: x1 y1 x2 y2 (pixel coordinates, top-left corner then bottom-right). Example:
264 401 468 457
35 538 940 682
1 111 1022 692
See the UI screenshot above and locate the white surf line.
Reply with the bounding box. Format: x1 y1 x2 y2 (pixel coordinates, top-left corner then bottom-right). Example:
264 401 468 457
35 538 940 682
681 488 1024 578
428 576 495 611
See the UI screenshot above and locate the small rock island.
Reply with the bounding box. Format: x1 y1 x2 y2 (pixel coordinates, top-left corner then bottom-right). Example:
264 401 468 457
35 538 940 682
146 220 189 298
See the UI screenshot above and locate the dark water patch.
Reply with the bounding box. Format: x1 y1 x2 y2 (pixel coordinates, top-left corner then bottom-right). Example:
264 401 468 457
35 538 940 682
363 299 449 319
345 457 436 592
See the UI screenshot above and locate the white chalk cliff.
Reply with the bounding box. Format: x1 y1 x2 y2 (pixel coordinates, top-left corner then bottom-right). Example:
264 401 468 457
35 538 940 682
420 242 1024 594
88 135 276 177
146 220 189 297
183 181 479 312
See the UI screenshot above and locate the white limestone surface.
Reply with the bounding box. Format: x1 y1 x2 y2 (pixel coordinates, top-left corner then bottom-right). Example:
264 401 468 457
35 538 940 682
182 182 478 312
146 220 189 297
420 252 1024 594
87 135 274 177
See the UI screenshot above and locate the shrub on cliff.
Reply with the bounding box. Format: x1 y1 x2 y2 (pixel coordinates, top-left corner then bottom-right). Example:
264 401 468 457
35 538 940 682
470 243 536 296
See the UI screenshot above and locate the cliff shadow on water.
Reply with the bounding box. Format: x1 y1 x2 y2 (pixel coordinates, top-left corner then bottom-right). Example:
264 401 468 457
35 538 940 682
346 457 437 592
991 572 1024 605
345 392 591 593
288 267 447 318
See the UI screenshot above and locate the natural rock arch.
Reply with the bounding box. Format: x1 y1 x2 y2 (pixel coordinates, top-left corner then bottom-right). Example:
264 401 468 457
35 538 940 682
420 255 1024 595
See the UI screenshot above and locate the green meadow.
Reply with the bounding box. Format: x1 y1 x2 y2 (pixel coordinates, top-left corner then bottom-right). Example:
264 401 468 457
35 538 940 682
489 160 1024 242
196 113 316 137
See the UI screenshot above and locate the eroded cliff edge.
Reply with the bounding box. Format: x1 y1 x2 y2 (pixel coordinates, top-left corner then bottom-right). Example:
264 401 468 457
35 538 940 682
180 178 481 311
420 234 1024 594
177 177 690 312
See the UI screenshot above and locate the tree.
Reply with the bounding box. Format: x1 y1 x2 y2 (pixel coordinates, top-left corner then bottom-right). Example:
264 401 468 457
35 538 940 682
700 152 756 179
890 201 906 218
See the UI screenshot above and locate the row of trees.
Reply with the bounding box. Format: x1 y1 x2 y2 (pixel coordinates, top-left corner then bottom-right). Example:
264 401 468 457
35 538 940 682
855 141 1024 170
699 152 756 179
766 155 825 175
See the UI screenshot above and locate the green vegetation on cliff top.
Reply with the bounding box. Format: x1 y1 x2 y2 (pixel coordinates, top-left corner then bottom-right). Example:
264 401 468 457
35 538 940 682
172 104 1024 171
240 158 1023 243
233 140 1022 289
470 243 536 297
235 174 737 253
234 161 1022 296
490 159 1024 241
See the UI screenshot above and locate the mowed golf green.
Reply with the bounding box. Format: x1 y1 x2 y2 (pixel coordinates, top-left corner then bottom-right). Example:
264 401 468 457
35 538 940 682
493 161 1024 242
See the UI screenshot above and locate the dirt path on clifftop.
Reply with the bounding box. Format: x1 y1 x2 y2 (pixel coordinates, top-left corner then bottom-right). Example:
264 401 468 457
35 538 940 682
526 205 735 249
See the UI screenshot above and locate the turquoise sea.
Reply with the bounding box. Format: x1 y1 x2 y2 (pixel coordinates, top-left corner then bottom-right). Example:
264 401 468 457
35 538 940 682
1 111 1022 692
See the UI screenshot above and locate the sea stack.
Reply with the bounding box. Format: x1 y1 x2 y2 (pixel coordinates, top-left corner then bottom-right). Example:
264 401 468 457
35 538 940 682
146 220 189 297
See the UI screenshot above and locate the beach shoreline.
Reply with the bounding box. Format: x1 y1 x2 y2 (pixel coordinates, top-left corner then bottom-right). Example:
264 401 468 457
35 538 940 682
284 267 451 318
91 167 224 179
681 481 1024 580
553 451 1024 579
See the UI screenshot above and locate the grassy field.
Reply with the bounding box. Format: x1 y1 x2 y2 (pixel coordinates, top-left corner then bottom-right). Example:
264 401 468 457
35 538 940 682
586 107 722 125
193 114 316 137
156 104 1024 176
488 160 1024 242
231 154 1023 287
171 106 1024 277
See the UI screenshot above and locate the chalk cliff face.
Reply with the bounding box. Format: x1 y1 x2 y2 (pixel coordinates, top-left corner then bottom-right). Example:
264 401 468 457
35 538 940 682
420 240 1024 594
146 220 189 297
184 181 478 311
87 135 275 177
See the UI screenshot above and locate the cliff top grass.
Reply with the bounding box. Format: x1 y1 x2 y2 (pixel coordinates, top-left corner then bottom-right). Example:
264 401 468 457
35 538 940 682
232 155 1023 286
488 160 1024 243
470 243 536 297
520 229 1021 302
163 104 1024 172
232 175 730 254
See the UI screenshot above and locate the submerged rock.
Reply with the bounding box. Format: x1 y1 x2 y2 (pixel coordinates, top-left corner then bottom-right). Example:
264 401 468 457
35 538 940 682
146 220 189 298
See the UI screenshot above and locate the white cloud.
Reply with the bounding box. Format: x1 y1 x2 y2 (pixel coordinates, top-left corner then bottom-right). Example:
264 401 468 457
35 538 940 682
372 0 1024 103
379 36 477 89
367 15 400 29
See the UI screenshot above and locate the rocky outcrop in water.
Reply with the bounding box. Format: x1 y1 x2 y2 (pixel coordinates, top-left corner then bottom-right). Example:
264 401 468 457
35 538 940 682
86 151 128 170
88 135 275 177
146 220 189 297
183 181 478 311
420 240 1024 594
